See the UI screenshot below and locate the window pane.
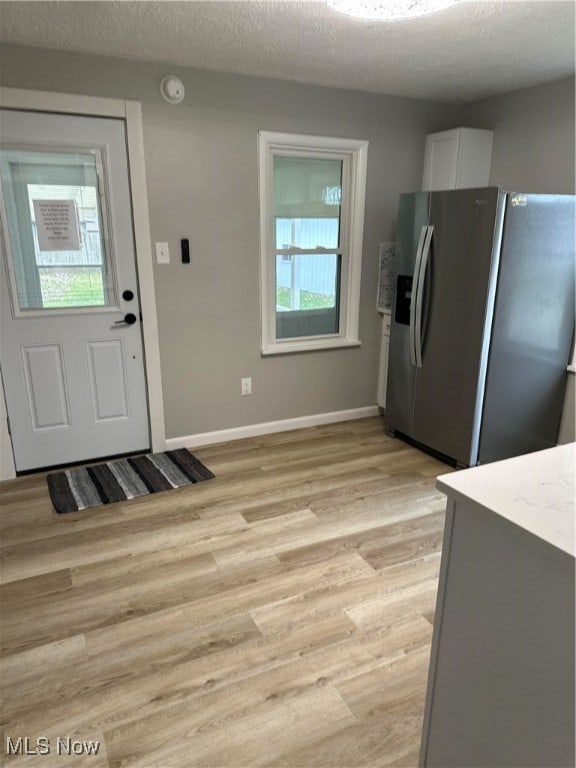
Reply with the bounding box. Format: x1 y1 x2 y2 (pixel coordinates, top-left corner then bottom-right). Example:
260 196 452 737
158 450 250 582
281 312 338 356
28 183 107 308
275 218 339 250
0 148 112 311
273 155 342 248
276 253 340 339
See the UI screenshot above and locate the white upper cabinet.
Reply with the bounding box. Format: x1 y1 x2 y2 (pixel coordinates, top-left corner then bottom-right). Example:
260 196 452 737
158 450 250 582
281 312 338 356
422 128 493 191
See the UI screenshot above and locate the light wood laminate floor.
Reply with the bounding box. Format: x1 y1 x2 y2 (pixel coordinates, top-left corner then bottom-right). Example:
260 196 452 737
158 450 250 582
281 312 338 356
0 417 451 768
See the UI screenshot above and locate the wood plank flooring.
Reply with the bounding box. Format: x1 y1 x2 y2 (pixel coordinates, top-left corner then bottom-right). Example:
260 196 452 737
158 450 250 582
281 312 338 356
0 417 452 768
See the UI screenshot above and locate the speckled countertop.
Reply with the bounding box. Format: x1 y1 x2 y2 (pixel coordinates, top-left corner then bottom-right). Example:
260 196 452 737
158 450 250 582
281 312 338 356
436 443 575 558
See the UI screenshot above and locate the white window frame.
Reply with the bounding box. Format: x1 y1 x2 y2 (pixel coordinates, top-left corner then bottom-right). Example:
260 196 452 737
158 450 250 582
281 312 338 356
258 131 368 355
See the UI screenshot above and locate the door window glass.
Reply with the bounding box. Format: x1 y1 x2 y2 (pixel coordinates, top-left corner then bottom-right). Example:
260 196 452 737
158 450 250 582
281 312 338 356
0 147 115 312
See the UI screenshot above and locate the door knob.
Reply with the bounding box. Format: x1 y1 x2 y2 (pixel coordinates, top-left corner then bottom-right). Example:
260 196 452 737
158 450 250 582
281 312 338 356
114 313 137 326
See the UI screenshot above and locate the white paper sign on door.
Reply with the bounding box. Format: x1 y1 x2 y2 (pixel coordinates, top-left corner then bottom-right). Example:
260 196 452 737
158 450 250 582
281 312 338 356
33 199 82 251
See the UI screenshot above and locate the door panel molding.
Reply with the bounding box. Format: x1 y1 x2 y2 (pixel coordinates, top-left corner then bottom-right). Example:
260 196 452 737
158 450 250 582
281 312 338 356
86 339 129 422
22 343 71 431
0 87 165 479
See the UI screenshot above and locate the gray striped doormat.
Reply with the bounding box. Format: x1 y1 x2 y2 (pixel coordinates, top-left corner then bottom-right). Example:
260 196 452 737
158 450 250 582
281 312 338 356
47 449 214 513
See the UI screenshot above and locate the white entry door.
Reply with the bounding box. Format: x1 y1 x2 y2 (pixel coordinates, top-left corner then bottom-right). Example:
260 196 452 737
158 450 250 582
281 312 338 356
0 109 150 472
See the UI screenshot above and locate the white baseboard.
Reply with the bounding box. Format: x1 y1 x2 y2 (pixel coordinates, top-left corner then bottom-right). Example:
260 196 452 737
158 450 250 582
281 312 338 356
166 406 381 451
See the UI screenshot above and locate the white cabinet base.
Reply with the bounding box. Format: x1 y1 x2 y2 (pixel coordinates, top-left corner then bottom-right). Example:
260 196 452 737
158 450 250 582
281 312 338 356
376 312 391 408
420 446 575 768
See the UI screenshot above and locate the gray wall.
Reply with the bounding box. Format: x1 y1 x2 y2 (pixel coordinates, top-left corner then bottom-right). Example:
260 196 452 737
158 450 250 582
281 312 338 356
1 46 573 441
459 77 575 194
0 44 457 439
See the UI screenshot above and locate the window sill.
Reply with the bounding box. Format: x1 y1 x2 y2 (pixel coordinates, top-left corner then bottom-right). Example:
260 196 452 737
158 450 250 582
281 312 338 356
261 338 362 356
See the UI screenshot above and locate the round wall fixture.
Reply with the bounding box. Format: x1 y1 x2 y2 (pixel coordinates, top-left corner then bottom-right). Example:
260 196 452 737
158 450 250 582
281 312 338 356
160 75 185 104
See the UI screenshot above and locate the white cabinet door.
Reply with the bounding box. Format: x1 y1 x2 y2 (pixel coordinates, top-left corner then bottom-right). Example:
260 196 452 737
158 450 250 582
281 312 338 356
0 110 150 471
422 128 493 191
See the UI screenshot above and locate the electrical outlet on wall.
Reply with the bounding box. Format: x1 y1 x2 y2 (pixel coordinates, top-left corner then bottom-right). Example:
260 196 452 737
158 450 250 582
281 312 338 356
241 378 252 396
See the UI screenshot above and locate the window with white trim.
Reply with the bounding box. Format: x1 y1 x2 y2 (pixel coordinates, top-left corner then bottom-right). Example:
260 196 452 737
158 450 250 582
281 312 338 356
258 131 368 355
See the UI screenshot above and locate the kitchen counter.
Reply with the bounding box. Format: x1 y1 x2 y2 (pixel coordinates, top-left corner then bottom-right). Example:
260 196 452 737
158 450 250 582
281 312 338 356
420 445 575 768
436 442 574 557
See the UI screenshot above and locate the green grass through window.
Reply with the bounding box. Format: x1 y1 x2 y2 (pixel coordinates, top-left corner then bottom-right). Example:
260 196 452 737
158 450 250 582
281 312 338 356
277 287 335 311
39 268 106 308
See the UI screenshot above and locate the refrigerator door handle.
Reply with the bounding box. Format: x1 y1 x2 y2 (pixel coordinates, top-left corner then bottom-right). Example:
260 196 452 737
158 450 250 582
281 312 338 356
409 225 428 366
414 225 434 368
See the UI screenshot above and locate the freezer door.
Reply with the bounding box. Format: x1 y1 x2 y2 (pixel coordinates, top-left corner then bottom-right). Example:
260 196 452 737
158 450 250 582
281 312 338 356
478 194 576 463
386 192 429 436
412 187 503 465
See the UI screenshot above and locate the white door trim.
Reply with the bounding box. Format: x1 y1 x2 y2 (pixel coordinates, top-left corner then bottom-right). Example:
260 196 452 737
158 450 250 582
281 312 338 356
0 87 165 479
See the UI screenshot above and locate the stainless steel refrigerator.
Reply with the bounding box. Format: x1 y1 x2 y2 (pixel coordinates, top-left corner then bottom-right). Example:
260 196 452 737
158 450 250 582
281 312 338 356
386 187 575 467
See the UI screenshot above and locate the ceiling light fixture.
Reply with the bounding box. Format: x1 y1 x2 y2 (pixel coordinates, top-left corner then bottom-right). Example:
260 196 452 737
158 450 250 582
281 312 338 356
326 0 459 21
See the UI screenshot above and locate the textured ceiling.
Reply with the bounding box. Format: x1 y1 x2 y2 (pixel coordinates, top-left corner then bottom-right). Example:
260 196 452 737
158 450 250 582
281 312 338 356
0 0 574 104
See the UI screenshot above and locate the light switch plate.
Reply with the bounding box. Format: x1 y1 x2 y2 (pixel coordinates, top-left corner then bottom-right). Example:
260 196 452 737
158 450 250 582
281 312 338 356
155 242 170 264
